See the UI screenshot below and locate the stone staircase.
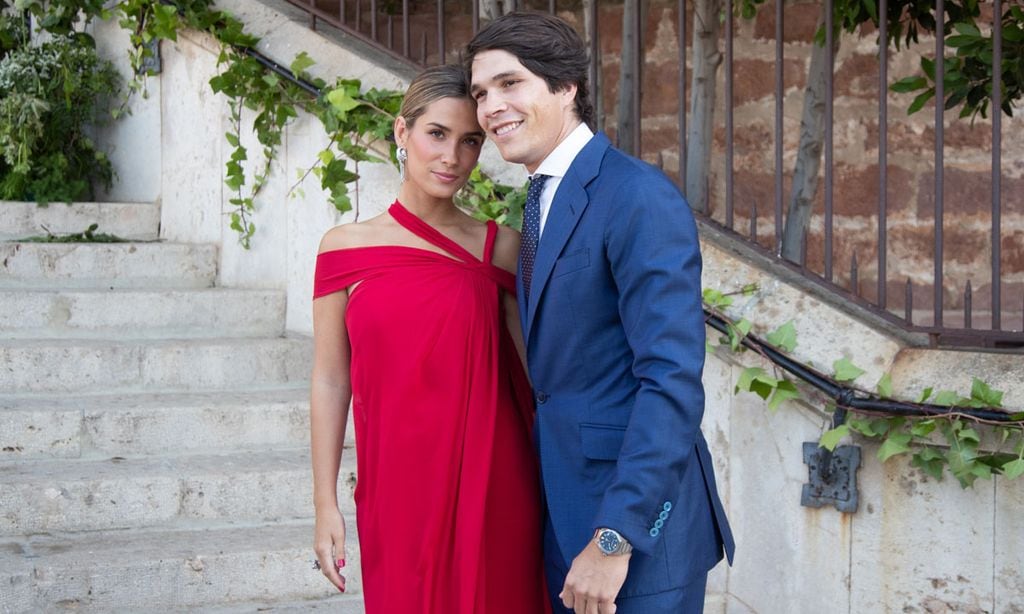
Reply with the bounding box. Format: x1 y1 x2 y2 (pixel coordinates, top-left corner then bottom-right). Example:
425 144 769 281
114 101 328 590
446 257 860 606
0 201 362 612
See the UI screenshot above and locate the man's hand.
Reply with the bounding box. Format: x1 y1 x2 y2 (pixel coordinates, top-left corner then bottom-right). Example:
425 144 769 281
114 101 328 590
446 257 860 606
560 539 630 614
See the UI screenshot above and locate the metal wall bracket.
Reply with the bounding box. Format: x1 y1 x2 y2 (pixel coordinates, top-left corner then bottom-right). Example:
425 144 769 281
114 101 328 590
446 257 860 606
139 38 161 75
801 441 861 513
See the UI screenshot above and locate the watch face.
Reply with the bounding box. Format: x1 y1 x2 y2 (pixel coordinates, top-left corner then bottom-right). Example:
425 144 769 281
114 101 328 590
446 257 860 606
598 530 620 553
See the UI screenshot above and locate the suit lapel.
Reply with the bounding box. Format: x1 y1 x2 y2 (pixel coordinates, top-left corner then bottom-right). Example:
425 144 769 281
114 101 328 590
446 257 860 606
524 133 610 341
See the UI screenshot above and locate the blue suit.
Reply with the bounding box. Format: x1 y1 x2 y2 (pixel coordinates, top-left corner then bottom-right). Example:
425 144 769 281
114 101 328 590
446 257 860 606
519 132 735 609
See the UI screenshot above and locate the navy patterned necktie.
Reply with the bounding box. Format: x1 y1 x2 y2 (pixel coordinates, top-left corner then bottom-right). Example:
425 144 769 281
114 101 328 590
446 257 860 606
520 174 549 304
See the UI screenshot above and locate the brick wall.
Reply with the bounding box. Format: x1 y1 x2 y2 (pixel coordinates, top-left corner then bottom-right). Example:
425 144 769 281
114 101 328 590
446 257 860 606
560 0 1023 322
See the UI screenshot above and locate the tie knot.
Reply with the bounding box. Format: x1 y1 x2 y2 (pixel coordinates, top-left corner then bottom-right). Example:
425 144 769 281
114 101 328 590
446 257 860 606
529 174 549 190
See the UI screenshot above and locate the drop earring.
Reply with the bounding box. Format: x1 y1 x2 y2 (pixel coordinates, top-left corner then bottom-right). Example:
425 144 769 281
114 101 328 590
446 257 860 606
397 147 408 181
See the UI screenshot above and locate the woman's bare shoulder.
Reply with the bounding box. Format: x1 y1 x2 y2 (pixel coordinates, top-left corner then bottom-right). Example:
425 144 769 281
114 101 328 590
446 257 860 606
491 223 521 273
317 213 392 254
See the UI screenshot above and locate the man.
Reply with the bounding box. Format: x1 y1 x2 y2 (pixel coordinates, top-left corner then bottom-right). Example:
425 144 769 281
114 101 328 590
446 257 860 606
467 12 735 614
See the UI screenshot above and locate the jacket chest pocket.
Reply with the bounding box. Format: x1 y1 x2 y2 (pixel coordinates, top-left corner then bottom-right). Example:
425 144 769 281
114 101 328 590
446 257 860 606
553 248 591 278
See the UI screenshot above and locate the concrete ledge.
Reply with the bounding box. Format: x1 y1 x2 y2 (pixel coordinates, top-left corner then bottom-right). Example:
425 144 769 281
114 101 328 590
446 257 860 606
0 450 356 535
0 336 312 394
890 348 1024 411
0 242 218 289
0 201 160 241
0 520 361 610
0 288 285 340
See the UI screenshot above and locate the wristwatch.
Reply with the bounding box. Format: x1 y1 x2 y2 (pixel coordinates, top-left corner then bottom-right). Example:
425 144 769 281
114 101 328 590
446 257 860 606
594 528 633 556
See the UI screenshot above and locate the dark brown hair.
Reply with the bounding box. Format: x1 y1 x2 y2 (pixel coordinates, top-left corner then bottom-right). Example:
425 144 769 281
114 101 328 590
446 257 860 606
465 11 594 129
399 64 472 128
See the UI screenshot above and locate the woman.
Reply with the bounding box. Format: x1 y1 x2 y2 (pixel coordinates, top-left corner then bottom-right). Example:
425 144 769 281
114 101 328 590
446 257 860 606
309 65 549 613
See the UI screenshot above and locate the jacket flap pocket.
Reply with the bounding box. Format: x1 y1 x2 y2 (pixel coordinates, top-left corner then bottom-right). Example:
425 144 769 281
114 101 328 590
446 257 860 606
553 248 590 277
580 423 626 460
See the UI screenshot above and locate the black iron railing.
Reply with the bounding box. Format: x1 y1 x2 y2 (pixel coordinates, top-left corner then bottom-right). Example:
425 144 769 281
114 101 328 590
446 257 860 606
285 0 1024 350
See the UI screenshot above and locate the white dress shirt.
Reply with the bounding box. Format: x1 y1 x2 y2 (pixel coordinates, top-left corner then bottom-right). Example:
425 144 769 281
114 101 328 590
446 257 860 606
530 122 594 237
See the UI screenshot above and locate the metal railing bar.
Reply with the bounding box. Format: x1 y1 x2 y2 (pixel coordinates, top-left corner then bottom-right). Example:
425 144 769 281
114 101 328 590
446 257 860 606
437 0 445 63
679 0 687 190
284 0 420 67
370 0 377 40
355 0 361 34
824 0 834 281
992 0 1003 330
339 0 345 26
725 0 734 229
775 0 784 252
472 0 478 34
703 311 1019 421
586 0 600 129
698 214 1024 347
934 0 945 327
402 0 409 56
549 0 556 14
965 280 973 329
626 0 634 154
878 0 888 309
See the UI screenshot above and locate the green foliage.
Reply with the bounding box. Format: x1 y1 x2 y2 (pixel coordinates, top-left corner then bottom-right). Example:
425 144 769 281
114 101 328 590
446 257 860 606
457 166 527 229
17 222 127 242
704 286 1024 488
765 320 797 353
832 357 866 382
739 0 1022 119
0 31 120 203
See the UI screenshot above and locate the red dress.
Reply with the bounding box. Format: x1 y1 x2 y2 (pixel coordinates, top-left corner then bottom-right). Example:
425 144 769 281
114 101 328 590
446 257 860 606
313 202 550 614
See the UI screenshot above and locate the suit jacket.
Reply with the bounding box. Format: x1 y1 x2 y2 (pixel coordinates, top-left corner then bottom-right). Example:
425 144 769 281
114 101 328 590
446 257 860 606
519 132 735 597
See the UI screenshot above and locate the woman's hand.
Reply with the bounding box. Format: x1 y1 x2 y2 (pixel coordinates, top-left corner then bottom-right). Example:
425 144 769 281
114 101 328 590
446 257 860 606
313 506 348 592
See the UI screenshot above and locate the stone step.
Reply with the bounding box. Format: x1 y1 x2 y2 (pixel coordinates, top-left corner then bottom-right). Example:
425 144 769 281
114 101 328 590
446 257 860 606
0 201 160 241
0 520 362 612
0 288 285 340
0 336 312 394
0 450 357 535
0 242 217 289
201 595 365 613
0 388 325 461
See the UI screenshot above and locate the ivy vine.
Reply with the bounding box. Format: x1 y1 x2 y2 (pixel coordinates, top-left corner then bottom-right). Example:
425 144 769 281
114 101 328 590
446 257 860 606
704 287 1024 488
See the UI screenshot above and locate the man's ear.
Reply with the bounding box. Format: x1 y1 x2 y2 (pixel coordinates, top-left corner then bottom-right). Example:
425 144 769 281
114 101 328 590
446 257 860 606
393 115 409 147
559 83 578 111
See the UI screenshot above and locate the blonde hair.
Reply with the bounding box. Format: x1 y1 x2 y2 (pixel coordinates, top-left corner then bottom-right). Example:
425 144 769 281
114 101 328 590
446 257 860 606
398 64 472 128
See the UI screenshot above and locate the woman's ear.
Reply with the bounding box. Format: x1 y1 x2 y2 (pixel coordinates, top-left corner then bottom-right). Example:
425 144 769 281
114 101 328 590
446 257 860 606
393 115 408 148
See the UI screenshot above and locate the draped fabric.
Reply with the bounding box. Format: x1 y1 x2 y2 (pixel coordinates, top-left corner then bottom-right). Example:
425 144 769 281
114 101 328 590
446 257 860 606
314 202 549 614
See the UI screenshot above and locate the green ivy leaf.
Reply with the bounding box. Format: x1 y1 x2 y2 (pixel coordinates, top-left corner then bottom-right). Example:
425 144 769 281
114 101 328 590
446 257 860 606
876 372 893 398
820 424 849 451
933 390 961 407
290 51 315 77
912 447 945 480
766 320 798 353
911 420 936 438
702 288 733 309
918 387 934 403
878 432 912 462
326 87 362 120
1003 458 1024 480
970 378 1003 407
735 367 779 400
767 380 800 412
848 417 875 436
833 358 865 382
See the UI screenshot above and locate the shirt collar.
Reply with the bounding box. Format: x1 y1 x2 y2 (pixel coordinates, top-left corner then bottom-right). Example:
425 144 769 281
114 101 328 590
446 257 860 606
530 122 594 180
